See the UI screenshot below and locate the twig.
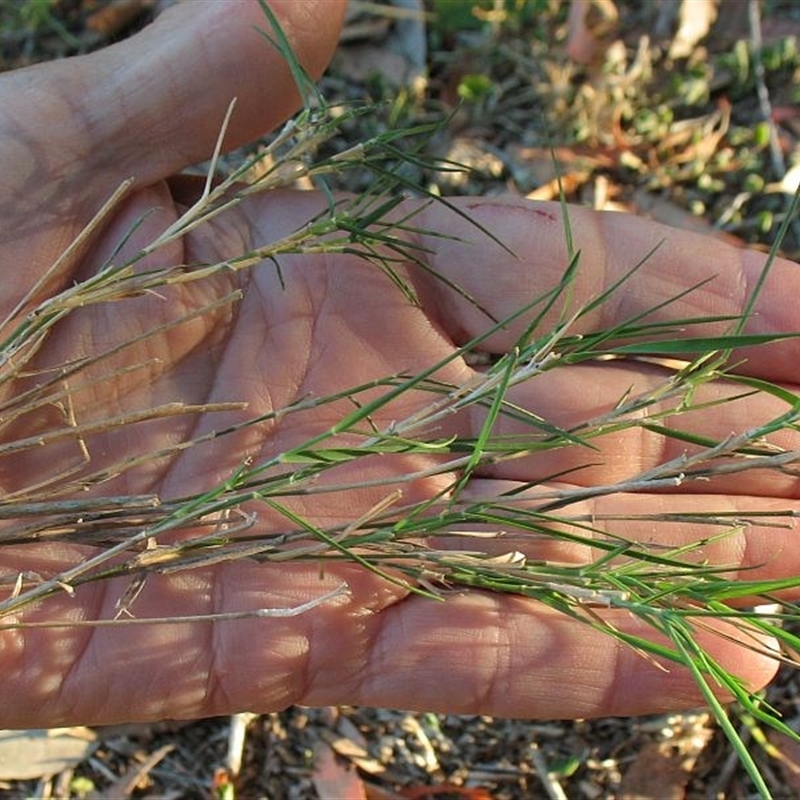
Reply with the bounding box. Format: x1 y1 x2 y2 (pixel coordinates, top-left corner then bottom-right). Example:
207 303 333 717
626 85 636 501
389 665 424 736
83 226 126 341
0 583 349 629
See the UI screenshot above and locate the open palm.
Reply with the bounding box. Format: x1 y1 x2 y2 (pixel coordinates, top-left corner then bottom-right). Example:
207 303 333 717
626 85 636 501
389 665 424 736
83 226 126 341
3 0 800 728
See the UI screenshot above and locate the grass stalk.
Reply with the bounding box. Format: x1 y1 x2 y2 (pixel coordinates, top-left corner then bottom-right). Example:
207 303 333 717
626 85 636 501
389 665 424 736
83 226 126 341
1 6 800 795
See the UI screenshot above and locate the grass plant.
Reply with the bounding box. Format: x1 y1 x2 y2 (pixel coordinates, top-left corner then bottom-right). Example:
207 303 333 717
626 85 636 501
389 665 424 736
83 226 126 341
3 4 800 797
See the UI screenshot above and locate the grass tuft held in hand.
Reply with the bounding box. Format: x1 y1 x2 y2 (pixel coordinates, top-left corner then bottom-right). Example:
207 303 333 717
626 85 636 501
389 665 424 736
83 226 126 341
2 4 800 797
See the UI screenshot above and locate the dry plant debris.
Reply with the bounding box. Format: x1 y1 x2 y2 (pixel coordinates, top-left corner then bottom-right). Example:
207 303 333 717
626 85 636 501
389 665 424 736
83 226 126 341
3 1 800 798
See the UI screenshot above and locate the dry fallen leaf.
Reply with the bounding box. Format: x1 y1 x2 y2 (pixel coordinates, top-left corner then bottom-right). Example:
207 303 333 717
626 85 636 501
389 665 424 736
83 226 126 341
0 727 97 780
619 714 714 799
399 785 493 799
619 740 690 800
313 740 369 800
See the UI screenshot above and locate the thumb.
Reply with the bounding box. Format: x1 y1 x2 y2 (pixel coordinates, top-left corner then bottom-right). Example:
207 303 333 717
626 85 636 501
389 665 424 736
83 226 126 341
1 0 346 214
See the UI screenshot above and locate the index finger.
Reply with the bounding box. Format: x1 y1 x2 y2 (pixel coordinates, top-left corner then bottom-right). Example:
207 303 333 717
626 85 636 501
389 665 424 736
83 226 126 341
413 197 800 383
0 0 346 224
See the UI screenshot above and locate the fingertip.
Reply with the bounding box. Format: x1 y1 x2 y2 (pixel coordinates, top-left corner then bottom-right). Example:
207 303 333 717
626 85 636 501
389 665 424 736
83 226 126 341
413 198 800 380
318 590 782 720
28 0 346 206
117 0 346 171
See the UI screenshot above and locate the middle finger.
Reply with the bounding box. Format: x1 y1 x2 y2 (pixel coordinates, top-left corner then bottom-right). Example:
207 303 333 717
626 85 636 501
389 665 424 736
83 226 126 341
449 357 800 498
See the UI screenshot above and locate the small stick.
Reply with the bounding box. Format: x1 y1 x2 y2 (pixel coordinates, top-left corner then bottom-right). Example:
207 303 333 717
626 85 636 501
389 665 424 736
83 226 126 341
0 178 134 337
0 583 349 629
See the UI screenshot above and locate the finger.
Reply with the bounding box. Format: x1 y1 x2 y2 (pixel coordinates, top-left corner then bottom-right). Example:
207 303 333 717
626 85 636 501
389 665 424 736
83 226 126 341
337 591 779 719
1 0 346 216
444 479 800 599
0 560 780 726
413 197 800 383
456 358 800 497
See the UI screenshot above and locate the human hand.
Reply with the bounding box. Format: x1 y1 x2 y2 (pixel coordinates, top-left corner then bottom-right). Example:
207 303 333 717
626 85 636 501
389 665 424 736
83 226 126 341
2 0 800 728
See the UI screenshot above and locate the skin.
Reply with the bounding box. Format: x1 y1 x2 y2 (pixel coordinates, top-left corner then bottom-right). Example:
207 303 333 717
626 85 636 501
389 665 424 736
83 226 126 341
1 0 800 728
